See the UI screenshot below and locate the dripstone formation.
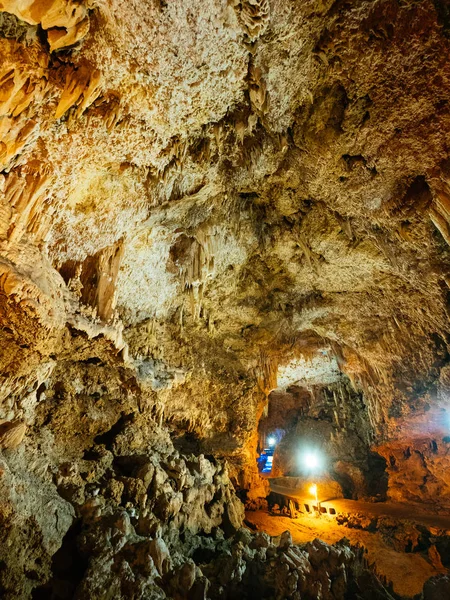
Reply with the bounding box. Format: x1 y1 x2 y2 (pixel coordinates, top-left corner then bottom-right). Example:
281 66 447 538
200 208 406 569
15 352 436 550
1 0 450 598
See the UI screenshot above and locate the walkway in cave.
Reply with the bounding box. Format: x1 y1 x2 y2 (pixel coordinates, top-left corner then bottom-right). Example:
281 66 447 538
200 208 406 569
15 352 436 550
243 477 450 597
245 508 448 598
269 480 450 529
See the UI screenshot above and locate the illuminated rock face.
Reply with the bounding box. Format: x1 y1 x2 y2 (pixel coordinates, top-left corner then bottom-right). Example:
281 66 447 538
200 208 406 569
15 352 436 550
260 375 388 500
0 0 450 597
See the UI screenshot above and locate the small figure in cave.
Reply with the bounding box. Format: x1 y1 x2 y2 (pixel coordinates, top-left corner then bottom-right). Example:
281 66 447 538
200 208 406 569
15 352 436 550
257 450 268 472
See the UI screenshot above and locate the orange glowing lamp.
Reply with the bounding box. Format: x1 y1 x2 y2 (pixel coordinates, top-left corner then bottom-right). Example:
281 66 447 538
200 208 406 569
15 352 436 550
309 483 318 505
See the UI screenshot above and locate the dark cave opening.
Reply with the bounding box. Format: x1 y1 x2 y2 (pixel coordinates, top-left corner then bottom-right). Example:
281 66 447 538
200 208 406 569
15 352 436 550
31 521 87 600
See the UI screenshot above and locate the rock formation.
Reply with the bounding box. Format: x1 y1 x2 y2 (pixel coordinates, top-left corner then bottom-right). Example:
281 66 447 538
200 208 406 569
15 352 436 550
1 0 450 597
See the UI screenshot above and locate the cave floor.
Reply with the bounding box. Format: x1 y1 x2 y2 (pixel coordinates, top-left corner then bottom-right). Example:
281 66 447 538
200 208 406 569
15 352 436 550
270 481 450 527
245 509 448 598
320 498 450 527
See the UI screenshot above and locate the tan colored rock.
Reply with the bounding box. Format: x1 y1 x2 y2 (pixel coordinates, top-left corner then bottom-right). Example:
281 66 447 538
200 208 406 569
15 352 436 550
0 419 26 449
0 3 449 595
234 0 270 40
54 65 102 120
428 545 445 571
0 0 89 50
148 536 171 577
47 18 90 52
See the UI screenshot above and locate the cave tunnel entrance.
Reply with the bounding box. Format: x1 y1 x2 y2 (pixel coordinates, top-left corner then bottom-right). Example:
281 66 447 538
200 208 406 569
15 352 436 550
256 351 386 501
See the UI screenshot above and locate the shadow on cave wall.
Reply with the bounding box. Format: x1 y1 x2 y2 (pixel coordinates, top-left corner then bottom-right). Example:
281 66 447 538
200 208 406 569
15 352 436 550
31 522 87 600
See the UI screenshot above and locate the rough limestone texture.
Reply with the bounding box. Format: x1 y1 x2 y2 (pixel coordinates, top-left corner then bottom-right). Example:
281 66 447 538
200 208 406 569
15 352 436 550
1 0 450 597
0 408 394 600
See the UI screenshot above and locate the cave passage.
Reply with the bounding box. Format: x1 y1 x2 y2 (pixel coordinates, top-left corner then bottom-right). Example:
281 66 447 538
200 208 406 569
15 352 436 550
249 352 450 596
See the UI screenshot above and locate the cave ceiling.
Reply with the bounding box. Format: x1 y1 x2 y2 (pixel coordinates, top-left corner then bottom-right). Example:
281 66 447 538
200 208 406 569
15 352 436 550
1 0 450 454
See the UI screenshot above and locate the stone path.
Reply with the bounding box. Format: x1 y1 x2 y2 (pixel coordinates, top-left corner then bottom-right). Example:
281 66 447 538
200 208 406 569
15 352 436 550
270 481 450 530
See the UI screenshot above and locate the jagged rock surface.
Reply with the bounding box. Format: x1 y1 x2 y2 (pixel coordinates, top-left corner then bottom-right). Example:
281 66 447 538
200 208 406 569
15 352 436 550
1 0 450 492
0 408 395 600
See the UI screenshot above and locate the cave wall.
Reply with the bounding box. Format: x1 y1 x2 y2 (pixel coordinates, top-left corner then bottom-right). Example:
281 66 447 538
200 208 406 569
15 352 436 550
1 0 450 450
0 344 395 600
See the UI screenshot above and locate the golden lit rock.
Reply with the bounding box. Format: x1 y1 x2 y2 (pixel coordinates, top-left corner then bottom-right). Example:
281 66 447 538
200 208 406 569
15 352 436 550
0 419 26 448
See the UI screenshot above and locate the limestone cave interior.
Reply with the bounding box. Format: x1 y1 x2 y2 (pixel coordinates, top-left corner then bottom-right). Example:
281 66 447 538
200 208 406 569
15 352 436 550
2 1 450 598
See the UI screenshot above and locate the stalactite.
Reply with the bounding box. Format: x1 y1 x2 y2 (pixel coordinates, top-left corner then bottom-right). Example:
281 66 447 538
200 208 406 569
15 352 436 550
429 206 450 246
77 239 125 322
248 64 268 115
212 123 224 151
174 223 223 321
0 0 90 51
55 65 102 120
3 165 51 245
255 350 278 397
0 59 48 169
233 0 270 40
297 236 316 271
102 94 121 132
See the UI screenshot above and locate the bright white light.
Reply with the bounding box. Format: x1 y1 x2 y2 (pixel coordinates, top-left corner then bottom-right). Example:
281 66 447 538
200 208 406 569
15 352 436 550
302 451 322 471
304 453 319 468
267 436 276 447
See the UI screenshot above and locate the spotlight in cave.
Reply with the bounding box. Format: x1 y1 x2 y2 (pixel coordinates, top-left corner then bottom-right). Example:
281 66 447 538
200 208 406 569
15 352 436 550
301 449 325 473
